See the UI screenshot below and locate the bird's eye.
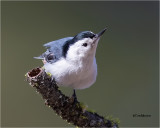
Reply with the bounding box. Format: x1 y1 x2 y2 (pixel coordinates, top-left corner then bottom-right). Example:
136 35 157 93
82 43 88 47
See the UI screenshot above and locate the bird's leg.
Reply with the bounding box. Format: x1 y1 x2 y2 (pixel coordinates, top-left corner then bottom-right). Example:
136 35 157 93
72 89 78 103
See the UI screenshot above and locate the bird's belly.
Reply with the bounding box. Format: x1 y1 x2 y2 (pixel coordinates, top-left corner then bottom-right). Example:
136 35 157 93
58 68 97 89
44 58 97 89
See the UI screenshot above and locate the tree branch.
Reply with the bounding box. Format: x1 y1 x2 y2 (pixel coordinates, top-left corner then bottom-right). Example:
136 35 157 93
25 67 119 128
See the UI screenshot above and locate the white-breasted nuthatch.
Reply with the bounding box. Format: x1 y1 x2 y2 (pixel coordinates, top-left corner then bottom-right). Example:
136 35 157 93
35 28 106 100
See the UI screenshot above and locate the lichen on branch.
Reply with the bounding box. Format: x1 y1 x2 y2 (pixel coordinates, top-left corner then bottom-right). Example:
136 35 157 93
25 67 119 127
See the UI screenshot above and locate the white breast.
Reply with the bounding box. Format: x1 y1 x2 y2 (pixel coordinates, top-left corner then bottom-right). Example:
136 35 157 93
44 57 97 89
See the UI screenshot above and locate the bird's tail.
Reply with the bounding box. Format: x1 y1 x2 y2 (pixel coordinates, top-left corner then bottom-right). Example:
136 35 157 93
34 55 44 59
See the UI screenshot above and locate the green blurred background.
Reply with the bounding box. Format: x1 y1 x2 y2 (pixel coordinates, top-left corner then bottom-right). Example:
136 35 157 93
1 1 159 127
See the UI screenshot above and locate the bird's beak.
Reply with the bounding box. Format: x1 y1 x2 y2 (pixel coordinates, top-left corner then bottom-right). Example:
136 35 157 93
96 28 107 38
92 28 107 47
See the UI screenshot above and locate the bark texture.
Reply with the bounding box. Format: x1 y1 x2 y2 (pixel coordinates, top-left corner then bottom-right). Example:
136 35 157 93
26 67 119 128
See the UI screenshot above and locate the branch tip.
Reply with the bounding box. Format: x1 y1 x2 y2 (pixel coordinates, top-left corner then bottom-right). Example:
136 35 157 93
28 67 42 77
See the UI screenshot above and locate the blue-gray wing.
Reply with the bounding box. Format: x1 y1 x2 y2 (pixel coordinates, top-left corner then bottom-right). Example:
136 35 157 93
34 37 73 63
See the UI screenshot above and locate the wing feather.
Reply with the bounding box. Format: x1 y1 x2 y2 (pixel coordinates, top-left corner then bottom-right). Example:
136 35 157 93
34 37 73 64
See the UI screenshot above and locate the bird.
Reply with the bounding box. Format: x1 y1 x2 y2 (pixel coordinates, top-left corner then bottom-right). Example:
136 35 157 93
34 28 107 102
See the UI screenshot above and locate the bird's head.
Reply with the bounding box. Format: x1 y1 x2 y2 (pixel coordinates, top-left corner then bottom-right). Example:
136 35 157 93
65 28 107 61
